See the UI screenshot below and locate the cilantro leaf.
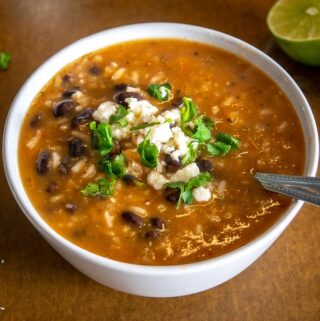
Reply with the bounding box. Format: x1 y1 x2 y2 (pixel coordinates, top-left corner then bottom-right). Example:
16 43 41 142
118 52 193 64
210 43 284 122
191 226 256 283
180 98 214 143
216 133 240 148
81 178 115 197
130 122 160 131
137 131 159 168
207 133 240 156
180 97 197 126
207 141 231 156
181 172 212 204
164 172 212 208
181 142 198 165
0 52 12 70
98 153 126 178
109 105 128 127
191 115 214 143
147 82 171 101
90 121 113 156
186 172 212 190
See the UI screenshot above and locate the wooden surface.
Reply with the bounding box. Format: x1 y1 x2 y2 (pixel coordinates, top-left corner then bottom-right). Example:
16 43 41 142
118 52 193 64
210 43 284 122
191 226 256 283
0 0 319 320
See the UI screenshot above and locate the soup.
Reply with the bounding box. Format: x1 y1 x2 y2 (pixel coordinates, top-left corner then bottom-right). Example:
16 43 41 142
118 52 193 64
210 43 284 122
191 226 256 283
19 39 305 265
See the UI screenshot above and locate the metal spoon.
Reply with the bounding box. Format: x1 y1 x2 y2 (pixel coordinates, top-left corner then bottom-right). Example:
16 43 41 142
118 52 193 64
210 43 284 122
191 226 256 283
255 173 320 206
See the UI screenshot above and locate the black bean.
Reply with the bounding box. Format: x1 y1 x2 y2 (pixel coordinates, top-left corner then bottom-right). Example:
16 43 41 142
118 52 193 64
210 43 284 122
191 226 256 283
121 211 144 227
114 91 143 107
171 97 183 107
122 174 136 185
164 154 181 172
30 113 42 128
166 189 180 203
108 140 122 158
46 181 59 193
113 83 128 92
62 87 80 98
88 65 101 75
122 174 144 187
196 159 213 172
69 137 86 157
53 100 75 117
62 74 71 83
36 151 51 174
71 108 93 128
145 230 160 240
57 159 71 175
150 217 166 230
65 202 77 213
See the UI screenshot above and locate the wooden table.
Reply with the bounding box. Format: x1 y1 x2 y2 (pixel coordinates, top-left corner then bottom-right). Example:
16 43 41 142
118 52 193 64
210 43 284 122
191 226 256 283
0 0 319 320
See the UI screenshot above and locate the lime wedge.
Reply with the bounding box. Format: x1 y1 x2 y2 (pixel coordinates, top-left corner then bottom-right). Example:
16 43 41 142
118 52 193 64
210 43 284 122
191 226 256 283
267 0 320 65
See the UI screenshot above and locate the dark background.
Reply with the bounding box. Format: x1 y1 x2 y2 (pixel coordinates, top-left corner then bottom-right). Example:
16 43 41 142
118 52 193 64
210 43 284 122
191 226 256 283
0 1 319 320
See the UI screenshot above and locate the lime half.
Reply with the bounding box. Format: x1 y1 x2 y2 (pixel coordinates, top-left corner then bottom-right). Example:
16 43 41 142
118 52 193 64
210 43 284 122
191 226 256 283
267 0 320 65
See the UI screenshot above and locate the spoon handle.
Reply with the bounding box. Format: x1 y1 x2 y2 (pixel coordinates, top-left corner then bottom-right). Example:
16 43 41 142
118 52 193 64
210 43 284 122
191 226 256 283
255 173 320 206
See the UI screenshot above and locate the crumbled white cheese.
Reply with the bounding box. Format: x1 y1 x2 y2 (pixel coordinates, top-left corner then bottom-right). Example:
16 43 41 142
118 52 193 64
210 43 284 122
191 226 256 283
192 186 211 202
163 108 181 124
93 101 117 123
169 163 200 183
154 108 181 125
162 126 190 161
149 123 173 149
125 98 158 124
125 111 135 124
162 144 175 155
111 124 130 140
147 171 169 190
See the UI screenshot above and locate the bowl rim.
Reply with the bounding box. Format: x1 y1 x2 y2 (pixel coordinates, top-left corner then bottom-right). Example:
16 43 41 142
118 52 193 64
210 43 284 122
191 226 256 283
3 22 319 275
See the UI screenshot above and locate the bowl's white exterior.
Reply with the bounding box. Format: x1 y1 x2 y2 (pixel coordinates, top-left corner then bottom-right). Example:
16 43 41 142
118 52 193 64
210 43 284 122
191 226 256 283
3 23 319 297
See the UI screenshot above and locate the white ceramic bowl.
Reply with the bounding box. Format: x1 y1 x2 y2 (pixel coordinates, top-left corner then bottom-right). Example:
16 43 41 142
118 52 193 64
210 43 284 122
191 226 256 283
3 23 319 298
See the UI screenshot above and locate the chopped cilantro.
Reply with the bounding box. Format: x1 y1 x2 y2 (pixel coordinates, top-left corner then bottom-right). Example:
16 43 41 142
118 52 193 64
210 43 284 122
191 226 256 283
0 52 12 70
147 82 171 101
181 172 212 204
180 97 197 126
98 153 126 178
81 178 115 197
130 122 160 131
216 133 240 148
207 141 231 156
191 115 214 143
109 105 128 127
180 98 214 143
207 133 240 156
90 121 113 156
164 172 212 208
181 142 198 165
137 130 159 168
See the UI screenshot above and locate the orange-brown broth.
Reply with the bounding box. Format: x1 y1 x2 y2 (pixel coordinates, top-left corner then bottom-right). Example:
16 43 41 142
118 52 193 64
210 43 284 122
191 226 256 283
19 39 305 265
